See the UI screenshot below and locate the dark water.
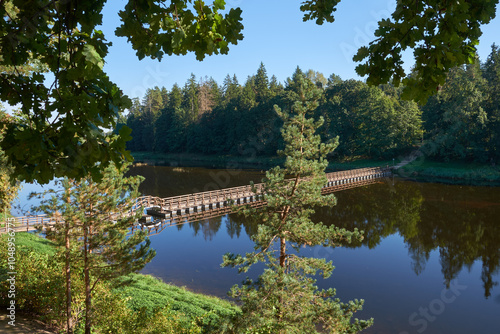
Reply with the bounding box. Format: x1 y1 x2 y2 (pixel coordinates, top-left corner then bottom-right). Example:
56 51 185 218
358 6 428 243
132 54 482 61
136 166 500 333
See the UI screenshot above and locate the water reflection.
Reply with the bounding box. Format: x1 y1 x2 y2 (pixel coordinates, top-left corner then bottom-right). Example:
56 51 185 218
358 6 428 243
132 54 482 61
313 181 500 299
151 177 500 299
131 166 500 333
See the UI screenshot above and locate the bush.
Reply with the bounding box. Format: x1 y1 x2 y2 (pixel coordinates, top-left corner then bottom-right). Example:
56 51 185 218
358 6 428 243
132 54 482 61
0 233 68 329
0 233 238 333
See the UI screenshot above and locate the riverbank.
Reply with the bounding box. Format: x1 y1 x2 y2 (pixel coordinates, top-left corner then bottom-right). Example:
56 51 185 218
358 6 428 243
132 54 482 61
131 151 286 170
131 152 500 185
131 152 396 171
0 232 240 333
395 160 500 185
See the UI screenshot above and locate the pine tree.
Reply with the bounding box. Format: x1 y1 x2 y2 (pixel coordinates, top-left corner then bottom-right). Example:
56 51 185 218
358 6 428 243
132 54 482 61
36 163 155 334
255 62 270 104
182 73 200 123
168 84 183 110
482 44 500 161
269 75 284 97
222 74 241 107
222 70 373 333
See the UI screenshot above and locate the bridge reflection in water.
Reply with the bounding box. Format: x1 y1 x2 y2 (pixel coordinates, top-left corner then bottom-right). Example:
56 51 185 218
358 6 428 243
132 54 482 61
134 167 391 236
1 166 392 235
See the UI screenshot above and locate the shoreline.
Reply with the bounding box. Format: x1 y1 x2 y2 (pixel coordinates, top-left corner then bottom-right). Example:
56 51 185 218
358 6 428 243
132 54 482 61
131 152 500 186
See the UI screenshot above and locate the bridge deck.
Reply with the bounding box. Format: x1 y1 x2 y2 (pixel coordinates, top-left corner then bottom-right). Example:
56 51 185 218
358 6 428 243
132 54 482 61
1 166 391 234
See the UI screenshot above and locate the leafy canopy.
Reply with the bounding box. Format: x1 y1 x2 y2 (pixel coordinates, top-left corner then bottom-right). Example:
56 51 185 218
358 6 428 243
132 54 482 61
353 0 499 102
0 0 243 183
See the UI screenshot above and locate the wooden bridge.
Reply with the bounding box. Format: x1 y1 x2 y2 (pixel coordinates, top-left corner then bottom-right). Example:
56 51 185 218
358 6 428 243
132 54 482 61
1 166 392 235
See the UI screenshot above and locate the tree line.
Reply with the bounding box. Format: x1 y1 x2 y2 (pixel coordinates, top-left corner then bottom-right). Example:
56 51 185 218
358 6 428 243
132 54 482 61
124 45 500 163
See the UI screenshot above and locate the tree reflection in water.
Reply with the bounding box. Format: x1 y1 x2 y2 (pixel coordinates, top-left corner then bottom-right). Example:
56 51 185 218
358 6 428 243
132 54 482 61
185 179 499 298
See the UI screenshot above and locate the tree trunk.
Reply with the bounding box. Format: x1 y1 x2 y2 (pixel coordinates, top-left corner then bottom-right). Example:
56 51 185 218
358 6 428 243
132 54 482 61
84 224 91 334
65 222 73 334
280 236 286 268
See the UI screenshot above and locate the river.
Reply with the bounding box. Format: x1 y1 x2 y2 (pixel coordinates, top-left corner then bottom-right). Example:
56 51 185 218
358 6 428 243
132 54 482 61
127 165 500 334
13 165 500 333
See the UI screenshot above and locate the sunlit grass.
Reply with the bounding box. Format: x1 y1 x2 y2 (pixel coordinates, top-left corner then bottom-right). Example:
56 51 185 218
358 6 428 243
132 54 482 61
398 160 500 184
0 231 56 255
114 273 240 331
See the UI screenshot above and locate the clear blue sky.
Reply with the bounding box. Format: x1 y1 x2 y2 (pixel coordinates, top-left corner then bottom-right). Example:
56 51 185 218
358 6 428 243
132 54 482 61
100 0 500 100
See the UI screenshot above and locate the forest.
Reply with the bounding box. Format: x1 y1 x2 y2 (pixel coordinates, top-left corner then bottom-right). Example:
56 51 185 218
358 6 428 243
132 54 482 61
123 45 500 164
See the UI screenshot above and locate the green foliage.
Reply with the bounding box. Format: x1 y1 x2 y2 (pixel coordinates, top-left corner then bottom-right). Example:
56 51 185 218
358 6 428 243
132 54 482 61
1 0 133 183
0 0 243 184
481 44 500 161
300 0 342 25
127 47 500 165
0 234 69 328
222 71 373 333
319 80 422 158
353 0 499 103
126 65 424 160
114 273 240 333
115 0 244 61
0 107 20 215
33 162 155 333
422 60 492 161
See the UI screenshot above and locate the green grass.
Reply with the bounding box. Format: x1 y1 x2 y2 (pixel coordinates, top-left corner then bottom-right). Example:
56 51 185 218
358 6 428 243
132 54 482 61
397 160 500 185
114 273 240 326
0 232 56 255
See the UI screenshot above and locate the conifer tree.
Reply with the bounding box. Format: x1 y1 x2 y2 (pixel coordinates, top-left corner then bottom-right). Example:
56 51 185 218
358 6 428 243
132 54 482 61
269 75 284 97
255 62 270 104
222 70 373 333
36 163 155 334
222 74 241 107
183 73 200 123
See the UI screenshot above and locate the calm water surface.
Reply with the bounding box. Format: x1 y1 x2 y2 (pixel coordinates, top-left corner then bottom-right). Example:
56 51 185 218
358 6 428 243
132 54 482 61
117 166 500 333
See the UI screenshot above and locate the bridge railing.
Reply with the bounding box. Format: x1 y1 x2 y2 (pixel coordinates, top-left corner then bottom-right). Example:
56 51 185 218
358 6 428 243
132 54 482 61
143 183 264 212
133 166 391 213
1 214 60 233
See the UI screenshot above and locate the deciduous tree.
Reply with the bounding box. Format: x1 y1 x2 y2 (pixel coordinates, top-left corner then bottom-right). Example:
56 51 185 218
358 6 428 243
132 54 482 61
0 0 243 183
0 107 19 218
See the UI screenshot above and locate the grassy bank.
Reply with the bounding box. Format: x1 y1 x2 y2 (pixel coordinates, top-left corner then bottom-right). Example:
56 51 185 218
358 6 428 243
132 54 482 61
7 232 57 255
0 232 240 333
395 160 500 185
114 273 240 332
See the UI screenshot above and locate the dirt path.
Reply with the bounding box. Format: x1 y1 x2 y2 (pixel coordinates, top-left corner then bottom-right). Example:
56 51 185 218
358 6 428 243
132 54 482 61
394 151 420 170
0 310 55 334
